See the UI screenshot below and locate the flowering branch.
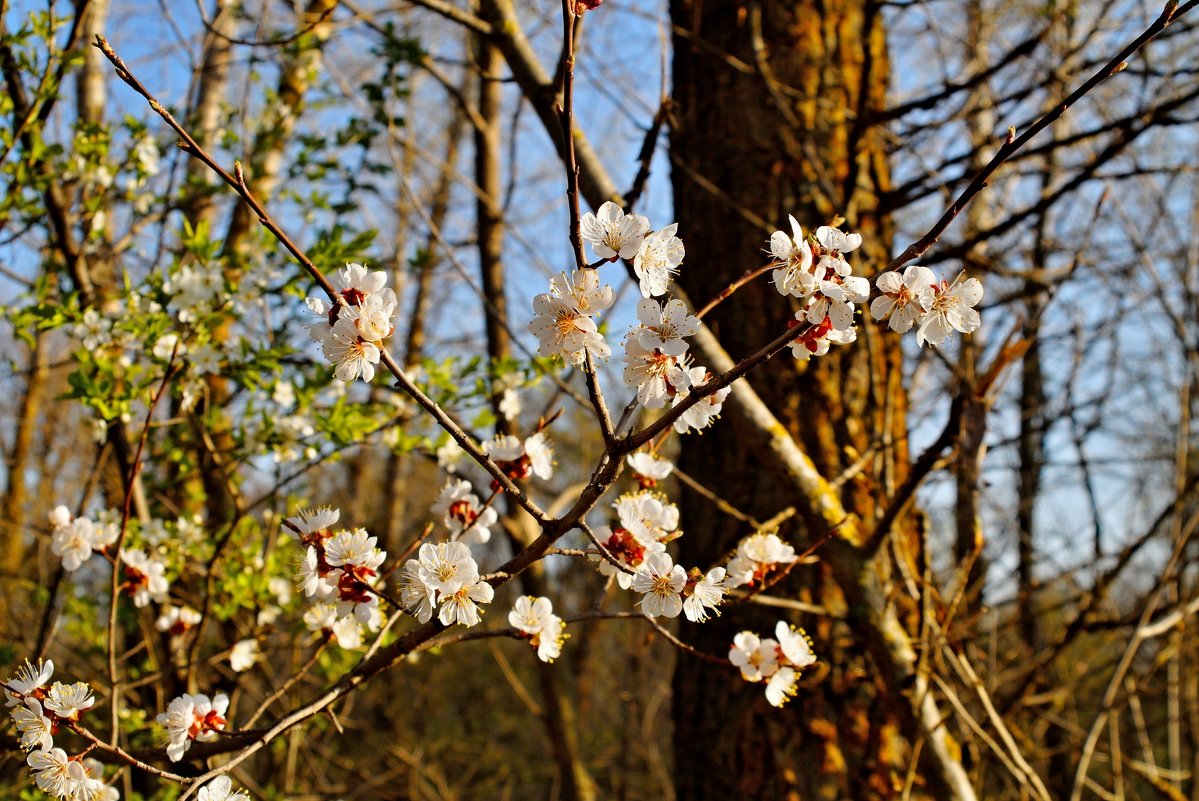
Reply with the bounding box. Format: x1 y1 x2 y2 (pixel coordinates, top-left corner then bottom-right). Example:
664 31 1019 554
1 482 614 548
94 35 547 525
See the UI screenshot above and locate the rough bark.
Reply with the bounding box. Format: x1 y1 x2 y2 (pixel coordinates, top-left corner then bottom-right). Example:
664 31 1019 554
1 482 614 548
667 1 936 798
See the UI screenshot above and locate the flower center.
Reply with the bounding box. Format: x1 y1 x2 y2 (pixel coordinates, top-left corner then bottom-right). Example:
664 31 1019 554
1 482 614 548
650 574 675 596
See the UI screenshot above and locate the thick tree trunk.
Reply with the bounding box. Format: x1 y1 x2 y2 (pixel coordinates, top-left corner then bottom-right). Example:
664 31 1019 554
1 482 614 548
669 2 925 798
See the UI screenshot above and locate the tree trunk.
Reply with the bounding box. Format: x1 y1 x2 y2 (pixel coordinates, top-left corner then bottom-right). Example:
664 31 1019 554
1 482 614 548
669 1 927 798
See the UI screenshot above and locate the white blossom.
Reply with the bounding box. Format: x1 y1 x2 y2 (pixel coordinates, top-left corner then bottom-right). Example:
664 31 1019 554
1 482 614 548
4 659 53 706
324 529 386 573
297 546 336 600
871 265 935 333
626 452 673 484
764 666 799 708
285 507 339 543
416 541 479 597
436 438 467 473
437 577 495 627
634 224 685 297
814 224 862 277
590 525 664 590
499 388 522 421
633 298 700 357
165 262 224 321
528 270 614 365
775 621 817 671
482 433 524 462
188 343 222 376
671 366 731 434
725 532 797 588
623 339 691 409
915 273 983 347
631 551 687 618
27 747 74 797
580 201 650 260
524 432 554 480
683 567 727 622
770 215 817 298
535 615 567 663
119 549 169 607
432 479 496 545
158 693 228 762
42 682 95 720
11 698 54 751
197 775 250 801
398 562 438 623
323 315 381 383
152 333 183 361
728 631 779 682
229 639 259 672
51 517 99 572
508 595 557 637
789 318 857 361
156 605 202 635
805 274 869 331
73 309 113 350
614 491 680 546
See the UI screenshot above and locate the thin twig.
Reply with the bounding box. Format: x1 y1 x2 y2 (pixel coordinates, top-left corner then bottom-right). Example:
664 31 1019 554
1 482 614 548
885 0 1198 273
106 349 179 744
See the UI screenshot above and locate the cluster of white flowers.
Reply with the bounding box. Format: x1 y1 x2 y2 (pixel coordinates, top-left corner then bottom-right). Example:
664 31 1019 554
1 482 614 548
871 265 984 347
27 751 117 801
591 488 677 588
49 503 173 604
4 660 116 800
725 531 798 589
432 479 498 545
768 216 984 352
630 551 726 622
242 409 319 464
729 622 817 707
286 507 385 646
585 481 727 622
302 602 367 649
528 269 615 365
306 263 398 382
579 202 687 298
157 692 229 762
613 298 731 432
399 541 495 627
766 219 868 360
48 506 118 573
508 596 567 662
